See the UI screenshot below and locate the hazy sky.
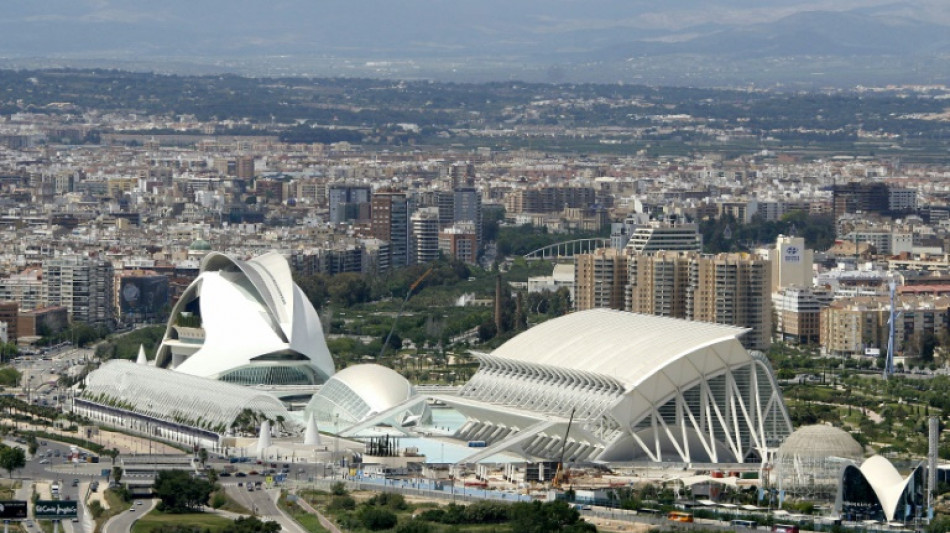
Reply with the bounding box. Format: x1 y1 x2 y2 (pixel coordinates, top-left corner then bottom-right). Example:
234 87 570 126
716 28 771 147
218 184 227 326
2 1 949 84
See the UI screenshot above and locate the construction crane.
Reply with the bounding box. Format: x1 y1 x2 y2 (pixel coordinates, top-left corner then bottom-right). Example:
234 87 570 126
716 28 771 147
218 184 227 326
552 407 576 490
379 267 433 359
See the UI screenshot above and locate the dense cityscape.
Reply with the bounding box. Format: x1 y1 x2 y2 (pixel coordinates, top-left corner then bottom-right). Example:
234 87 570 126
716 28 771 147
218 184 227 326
1 19 950 533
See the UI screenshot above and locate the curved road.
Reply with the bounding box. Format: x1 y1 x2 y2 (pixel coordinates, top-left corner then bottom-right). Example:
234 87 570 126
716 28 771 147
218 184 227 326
103 498 157 533
224 485 304 533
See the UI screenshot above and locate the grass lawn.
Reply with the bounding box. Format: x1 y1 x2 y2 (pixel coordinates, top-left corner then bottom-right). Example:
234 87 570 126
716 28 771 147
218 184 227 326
131 510 233 533
93 489 133 533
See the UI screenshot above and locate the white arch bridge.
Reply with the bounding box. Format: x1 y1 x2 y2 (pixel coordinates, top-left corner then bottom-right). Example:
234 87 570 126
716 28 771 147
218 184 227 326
523 238 610 261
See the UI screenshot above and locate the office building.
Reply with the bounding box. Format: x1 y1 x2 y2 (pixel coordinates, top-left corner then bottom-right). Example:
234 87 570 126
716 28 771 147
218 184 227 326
625 222 702 255
772 286 833 345
0 302 17 343
453 187 482 247
0 267 44 312
769 235 813 292
439 225 479 265
411 207 441 265
328 183 371 225
43 256 115 328
372 191 410 269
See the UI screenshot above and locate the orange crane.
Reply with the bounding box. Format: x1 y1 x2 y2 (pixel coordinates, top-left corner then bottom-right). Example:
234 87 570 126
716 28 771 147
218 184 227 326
379 267 433 359
552 407 576 490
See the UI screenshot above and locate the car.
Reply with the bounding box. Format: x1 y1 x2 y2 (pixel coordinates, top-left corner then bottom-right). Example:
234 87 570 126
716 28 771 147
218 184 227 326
136 500 143 506
38 459 49 464
235 472 247 478
129 508 135 512
248 470 259 475
247 486 254 492
237 482 243 487
219 472 231 477
71 518 78 523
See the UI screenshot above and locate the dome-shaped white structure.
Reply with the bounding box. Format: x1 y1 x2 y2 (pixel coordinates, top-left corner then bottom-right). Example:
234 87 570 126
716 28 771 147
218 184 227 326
775 424 864 498
305 364 425 427
155 251 335 385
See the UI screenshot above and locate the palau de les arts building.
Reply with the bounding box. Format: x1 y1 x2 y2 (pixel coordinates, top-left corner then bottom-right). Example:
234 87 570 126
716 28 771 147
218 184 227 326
154 251 335 385
78 251 796 465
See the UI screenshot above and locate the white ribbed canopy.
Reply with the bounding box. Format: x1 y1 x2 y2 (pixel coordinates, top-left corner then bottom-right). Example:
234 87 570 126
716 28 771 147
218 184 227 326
82 360 295 433
490 309 749 392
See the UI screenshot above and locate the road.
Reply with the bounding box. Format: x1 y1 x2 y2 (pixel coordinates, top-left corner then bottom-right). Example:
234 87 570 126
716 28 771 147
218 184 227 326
224 485 304 533
103 498 156 533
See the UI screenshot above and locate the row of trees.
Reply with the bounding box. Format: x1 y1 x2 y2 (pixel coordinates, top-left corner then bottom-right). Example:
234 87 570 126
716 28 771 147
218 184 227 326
321 484 595 533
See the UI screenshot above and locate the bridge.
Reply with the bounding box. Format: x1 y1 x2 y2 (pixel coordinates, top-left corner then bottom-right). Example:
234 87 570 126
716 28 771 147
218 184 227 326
523 238 610 261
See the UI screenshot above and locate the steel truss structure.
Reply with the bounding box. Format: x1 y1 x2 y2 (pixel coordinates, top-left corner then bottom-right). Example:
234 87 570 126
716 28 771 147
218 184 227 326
445 309 793 464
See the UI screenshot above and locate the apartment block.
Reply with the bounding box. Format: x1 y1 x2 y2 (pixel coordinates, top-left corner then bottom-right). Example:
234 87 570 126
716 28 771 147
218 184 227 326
574 248 627 311
43 256 115 327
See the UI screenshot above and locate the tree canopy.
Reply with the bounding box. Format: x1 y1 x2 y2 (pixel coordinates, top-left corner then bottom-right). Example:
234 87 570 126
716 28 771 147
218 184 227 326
0 446 25 478
153 470 214 513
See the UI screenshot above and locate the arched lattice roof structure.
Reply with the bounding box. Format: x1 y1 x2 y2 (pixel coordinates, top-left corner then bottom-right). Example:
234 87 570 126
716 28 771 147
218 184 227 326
155 251 335 385
81 360 295 434
444 309 793 464
305 364 423 427
775 425 864 498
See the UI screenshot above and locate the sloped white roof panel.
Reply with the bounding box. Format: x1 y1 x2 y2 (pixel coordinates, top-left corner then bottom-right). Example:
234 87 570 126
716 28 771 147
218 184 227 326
159 251 335 384
325 364 414 415
489 309 749 391
859 455 920 522
174 272 287 377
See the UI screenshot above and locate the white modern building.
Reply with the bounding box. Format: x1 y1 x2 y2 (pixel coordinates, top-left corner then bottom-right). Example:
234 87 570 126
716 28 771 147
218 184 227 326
76 360 298 451
836 456 924 523
769 235 813 292
345 309 792 465
625 222 703 255
305 364 428 428
155 251 335 385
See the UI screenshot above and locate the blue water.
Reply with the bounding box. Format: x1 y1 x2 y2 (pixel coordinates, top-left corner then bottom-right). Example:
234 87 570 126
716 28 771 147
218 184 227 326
354 408 520 463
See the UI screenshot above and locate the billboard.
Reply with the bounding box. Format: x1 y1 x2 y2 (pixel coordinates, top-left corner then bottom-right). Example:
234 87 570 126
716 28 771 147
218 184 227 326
34 500 78 520
0 501 27 519
119 275 170 322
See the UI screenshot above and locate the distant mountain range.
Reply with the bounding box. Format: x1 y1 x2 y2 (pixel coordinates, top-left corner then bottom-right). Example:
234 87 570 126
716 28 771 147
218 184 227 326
2 1 950 85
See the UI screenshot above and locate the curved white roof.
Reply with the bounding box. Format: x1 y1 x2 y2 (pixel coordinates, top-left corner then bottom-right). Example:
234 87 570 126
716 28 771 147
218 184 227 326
857 455 921 522
307 364 415 421
156 251 335 383
490 309 750 392
777 425 864 460
81 360 294 433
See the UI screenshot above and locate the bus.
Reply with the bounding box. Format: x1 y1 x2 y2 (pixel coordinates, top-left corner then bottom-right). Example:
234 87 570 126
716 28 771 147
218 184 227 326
667 511 694 522
772 525 799 533
731 519 757 528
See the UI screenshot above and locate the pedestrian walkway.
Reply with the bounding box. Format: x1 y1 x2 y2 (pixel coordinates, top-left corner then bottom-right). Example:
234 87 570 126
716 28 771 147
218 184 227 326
292 496 341 533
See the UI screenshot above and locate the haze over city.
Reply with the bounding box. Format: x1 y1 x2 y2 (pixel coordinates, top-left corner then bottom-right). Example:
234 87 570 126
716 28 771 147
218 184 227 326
3 0 950 85
0 2 949 533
